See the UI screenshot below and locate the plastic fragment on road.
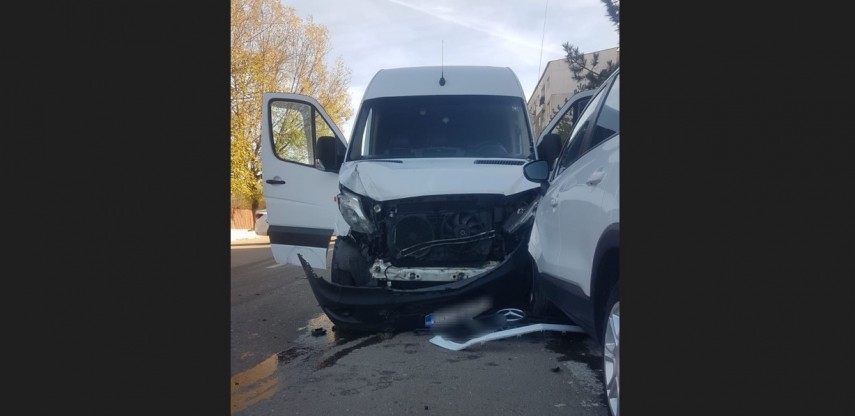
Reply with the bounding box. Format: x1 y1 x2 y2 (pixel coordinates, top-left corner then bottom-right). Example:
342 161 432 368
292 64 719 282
428 323 585 351
311 328 327 336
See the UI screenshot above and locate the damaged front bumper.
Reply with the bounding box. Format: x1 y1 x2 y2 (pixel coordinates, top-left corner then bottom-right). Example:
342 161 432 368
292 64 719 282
297 244 532 332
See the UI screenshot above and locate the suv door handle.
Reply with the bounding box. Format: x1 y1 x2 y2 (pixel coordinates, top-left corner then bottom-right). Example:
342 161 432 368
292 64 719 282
550 196 559 207
586 169 605 186
266 177 286 185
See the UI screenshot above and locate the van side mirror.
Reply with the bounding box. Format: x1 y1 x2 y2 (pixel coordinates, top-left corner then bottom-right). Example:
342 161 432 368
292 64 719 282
523 160 549 183
536 133 561 172
316 136 345 172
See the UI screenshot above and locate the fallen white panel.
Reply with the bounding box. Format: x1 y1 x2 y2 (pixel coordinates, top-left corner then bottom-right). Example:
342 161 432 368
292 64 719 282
429 323 585 351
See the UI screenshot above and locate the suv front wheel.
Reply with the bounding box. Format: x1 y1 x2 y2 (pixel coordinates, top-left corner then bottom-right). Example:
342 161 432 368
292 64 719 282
603 285 620 416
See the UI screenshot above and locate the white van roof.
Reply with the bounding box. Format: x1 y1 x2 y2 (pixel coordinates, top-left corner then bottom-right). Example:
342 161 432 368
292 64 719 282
362 66 525 100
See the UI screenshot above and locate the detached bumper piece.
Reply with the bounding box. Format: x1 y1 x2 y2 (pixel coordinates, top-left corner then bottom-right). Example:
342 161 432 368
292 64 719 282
297 245 531 333
429 323 585 351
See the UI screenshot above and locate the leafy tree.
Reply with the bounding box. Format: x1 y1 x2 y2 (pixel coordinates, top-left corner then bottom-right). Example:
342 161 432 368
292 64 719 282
231 0 353 215
601 0 619 33
562 45 619 94
561 0 620 94
552 103 576 140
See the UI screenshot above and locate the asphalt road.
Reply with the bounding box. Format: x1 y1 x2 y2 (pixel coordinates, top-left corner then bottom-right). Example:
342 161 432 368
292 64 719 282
231 236 609 416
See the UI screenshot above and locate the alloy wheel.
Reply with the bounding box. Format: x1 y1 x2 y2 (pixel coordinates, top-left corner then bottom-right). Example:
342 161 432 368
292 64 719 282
603 301 620 416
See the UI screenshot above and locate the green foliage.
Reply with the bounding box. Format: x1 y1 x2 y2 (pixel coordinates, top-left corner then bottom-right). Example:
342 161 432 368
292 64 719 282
271 103 312 164
562 45 619 94
561 1 619 94
541 96 581 148
601 0 619 32
553 101 575 139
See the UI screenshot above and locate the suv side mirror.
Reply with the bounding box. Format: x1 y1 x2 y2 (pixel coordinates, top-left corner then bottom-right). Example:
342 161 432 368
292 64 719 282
316 136 345 172
536 133 561 172
523 160 549 183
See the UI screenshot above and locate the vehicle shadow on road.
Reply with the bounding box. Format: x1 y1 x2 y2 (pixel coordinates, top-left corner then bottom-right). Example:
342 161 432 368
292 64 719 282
231 237 270 247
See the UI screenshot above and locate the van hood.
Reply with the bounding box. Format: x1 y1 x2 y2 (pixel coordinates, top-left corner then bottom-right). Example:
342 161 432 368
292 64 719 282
339 158 538 201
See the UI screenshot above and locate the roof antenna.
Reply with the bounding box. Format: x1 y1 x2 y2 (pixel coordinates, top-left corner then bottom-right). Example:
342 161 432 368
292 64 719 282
537 0 549 76
439 40 446 86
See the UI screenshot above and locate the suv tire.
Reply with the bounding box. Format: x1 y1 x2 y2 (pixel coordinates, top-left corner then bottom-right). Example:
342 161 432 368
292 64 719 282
602 285 620 416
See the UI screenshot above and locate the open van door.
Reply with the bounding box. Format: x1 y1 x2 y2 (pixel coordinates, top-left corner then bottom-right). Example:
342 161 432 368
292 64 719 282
260 93 347 269
534 89 595 172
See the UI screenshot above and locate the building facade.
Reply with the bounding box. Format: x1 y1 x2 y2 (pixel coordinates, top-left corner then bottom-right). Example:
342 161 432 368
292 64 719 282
527 47 619 136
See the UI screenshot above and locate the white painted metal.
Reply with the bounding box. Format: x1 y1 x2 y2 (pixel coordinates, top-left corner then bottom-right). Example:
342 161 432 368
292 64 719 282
362 66 525 100
270 245 328 270
261 93 346 268
339 159 538 202
535 136 618 296
429 324 585 351
261 66 534 268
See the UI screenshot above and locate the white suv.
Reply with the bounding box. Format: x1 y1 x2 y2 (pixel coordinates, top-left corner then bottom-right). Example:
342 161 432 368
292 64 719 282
523 68 620 416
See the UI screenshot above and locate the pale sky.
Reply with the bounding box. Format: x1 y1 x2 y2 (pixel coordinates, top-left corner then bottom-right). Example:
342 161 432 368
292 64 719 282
282 0 619 137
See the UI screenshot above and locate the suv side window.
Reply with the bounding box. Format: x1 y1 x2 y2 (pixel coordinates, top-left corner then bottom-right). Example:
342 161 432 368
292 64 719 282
553 85 606 177
589 74 619 149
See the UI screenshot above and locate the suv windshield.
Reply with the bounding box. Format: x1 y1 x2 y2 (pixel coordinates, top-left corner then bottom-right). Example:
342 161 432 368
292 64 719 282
347 95 532 160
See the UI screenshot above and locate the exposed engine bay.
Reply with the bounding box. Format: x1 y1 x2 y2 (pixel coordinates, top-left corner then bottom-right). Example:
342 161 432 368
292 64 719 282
332 189 540 288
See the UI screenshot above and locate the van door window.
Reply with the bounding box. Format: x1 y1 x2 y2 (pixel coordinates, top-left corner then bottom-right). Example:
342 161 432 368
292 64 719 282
553 86 606 177
269 101 315 166
549 100 582 149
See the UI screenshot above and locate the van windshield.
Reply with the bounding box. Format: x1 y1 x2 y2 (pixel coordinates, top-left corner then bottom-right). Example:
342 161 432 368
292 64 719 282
347 95 532 160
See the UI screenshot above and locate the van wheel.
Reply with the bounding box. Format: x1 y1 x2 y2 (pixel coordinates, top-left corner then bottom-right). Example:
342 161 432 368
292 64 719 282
602 285 620 416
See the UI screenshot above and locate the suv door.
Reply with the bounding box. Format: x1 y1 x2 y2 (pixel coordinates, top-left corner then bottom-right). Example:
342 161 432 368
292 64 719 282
261 93 347 269
538 73 619 298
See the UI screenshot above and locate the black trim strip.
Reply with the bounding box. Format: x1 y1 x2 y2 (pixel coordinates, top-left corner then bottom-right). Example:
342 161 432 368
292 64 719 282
269 225 333 248
590 223 620 336
538 271 596 335
474 159 525 165
363 159 403 163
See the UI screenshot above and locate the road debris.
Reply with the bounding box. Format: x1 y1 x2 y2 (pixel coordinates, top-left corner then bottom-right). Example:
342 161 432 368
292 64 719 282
311 328 327 337
429 323 585 351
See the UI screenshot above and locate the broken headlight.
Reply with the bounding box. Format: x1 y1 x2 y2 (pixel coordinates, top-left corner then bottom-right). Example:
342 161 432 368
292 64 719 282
338 189 376 234
502 199 538 234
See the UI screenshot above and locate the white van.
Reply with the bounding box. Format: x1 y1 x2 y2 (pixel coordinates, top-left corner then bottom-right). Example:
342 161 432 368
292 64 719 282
261 65 557 331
